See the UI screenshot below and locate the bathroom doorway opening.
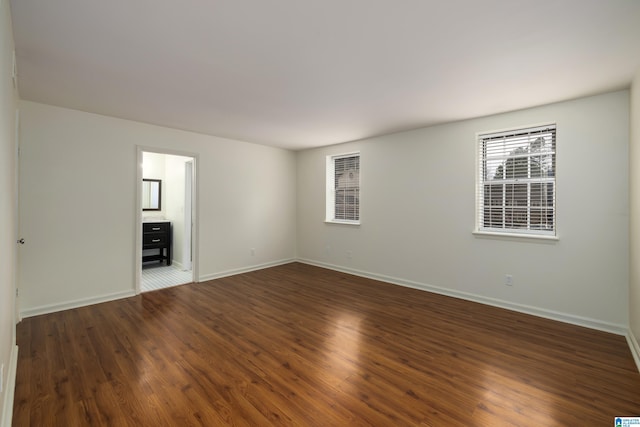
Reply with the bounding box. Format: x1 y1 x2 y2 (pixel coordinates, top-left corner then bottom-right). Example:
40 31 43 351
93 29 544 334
137 148 197 293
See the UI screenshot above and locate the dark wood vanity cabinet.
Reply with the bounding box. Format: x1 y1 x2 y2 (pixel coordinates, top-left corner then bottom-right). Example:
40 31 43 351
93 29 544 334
143 222 171 266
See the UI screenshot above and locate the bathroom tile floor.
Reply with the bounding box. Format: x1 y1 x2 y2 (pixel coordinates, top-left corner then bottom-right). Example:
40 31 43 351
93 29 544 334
141 263 192 292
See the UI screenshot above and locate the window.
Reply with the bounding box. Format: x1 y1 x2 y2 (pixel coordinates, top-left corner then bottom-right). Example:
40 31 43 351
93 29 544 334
326 153 360 224
477 124 556 236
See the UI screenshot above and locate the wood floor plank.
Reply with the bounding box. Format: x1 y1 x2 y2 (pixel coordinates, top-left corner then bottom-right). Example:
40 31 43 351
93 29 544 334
13 262 640 426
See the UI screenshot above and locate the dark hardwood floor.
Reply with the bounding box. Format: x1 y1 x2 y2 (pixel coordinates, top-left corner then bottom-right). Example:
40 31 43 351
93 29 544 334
13 262 640 426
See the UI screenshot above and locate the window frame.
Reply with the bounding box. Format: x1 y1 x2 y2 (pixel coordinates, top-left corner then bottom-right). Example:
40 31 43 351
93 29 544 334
326 152 361 225
475 124 557 239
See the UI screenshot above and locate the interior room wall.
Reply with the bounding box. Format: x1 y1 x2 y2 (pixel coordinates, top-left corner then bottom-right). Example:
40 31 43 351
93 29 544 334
17 100 297 316
141 151 166 219
164 154 190 267
0 0 18 424
630 69 640 352
297 90 630 333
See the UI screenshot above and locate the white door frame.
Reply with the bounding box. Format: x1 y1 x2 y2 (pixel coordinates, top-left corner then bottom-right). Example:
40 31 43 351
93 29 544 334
135 146 199 294
14 108 20 326
183 161 193 271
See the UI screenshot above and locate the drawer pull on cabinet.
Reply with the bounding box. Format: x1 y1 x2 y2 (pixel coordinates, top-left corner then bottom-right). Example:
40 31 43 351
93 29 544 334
152 239 161 243
152 227 161 231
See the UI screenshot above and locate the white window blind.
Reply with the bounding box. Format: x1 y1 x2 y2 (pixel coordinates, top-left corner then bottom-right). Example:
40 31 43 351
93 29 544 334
326 153 360 223
477 124 556 236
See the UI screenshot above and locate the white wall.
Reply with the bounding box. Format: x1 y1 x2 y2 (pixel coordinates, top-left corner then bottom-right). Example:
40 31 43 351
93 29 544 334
164 154 190 267
297 90 630 332
630 69 640 349
0 0 18 424
18 101 297 315
141 151 166 219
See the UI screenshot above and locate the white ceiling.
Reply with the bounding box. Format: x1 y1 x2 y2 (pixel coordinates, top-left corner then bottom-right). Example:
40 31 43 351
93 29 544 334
10 0 640 150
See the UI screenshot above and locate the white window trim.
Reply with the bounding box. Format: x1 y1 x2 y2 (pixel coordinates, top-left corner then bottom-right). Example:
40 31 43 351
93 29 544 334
475 123 557 239
326 152 361 225
472 230 559 242
324 219 361 226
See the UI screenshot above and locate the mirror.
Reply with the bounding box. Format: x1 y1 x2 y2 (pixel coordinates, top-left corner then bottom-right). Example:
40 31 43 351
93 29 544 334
142 179 162 211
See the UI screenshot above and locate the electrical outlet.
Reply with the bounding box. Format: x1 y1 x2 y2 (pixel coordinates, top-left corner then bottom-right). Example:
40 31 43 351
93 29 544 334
505 274 513 286
347 250 352 259
250 248 255 256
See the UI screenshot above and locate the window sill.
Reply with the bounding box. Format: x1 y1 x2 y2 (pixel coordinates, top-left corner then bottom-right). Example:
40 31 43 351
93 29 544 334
325 220 361 226
472 230 558 243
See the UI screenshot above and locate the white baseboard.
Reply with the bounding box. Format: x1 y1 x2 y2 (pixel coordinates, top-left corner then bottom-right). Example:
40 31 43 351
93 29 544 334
627 331 640 373
16 258 631 338
199 258 295 282
296 258 628 336
20 290 136 318
1 344 18 427
19 259 296 318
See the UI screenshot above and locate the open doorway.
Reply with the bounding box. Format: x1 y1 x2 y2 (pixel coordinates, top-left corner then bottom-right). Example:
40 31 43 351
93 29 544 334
137 149 197 292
